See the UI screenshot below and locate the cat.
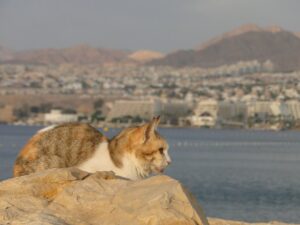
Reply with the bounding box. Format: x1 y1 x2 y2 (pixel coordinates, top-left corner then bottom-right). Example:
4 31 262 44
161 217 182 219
13 116 171 180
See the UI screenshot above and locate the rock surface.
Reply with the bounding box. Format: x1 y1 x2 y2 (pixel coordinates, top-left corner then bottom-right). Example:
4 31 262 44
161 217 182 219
0 168 209 225
208 218 299 225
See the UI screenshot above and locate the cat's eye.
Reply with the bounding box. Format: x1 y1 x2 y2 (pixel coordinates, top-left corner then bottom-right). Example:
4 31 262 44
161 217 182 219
159 147 164 154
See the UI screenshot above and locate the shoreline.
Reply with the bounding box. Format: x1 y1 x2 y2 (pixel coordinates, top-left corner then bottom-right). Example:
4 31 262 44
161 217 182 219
0 122 295 132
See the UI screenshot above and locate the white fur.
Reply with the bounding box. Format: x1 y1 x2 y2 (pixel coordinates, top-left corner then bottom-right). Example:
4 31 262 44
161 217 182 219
163 145 171 164
77 142 144 180
38 125 57 133
164 148 172 164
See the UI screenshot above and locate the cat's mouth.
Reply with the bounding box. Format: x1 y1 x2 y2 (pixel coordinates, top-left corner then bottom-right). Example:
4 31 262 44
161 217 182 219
152 166 165 174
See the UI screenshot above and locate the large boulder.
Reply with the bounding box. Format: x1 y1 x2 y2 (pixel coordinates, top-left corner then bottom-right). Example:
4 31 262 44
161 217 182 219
0 168 209 225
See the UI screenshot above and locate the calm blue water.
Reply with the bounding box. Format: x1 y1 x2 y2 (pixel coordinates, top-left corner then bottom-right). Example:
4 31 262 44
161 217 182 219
0 125 300 223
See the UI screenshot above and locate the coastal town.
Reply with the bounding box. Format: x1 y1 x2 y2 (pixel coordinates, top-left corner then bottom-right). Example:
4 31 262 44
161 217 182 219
1 60 300 130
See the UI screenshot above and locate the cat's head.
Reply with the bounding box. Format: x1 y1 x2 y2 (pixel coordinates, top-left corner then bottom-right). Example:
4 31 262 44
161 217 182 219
109 116 171 179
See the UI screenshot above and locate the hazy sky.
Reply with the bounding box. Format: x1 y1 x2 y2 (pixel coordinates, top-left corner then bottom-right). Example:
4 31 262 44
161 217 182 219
0 0 299 52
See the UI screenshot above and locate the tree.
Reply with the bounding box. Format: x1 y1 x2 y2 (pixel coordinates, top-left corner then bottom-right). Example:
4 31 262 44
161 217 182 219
93 99 104 110
13 105 30 119
91 110 105 122
39 103 53 113
63 108 77 114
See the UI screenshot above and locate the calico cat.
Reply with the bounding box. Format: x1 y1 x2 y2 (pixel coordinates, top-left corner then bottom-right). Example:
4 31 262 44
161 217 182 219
13 117 171 180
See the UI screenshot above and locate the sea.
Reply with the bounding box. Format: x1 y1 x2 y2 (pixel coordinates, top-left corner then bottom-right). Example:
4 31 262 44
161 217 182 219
0 125 300 223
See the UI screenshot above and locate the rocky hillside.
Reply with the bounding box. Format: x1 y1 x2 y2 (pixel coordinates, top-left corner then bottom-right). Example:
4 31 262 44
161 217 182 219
196 24 284 51
1 44 133 65
128 50 164 63
0 45 165 65
150 25 300 72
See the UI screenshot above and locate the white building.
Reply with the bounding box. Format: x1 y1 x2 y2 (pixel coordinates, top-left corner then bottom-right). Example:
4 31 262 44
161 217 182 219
189 99 218 127
247 101 292 122
189 100 247 128
189 113 216 128
44 109 78 124
286 101 300 120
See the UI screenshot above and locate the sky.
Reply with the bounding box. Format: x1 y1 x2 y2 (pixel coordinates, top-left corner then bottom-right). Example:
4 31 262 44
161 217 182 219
0 0 299 53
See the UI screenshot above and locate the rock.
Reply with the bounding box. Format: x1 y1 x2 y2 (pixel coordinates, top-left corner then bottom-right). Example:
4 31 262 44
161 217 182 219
208 218 300 225
0 168 209 225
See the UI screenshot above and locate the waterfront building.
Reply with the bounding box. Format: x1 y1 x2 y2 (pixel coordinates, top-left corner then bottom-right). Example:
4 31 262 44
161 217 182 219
106 99 162 122
286 100 300 120
0 104 15 123
218 101 247 122
189 100 247 128
44 109 78 124
246 101 293 128
189 99 218 127
107 99 190 124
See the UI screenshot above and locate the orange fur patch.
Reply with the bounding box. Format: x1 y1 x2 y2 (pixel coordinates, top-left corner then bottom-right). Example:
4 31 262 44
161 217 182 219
13 132 42 177
109 122 168 172
18 132 42 161
13 164 23 177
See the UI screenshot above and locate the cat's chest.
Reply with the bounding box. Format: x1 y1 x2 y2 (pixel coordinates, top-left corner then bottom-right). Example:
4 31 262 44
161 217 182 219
76 142 139 180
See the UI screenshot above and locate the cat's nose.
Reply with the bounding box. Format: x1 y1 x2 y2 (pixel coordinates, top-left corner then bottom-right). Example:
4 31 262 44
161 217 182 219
167 160 172 165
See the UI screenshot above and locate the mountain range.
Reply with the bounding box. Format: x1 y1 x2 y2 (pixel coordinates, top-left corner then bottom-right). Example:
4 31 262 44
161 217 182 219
1 24 300 72
149 24 300 72
0 44 132 65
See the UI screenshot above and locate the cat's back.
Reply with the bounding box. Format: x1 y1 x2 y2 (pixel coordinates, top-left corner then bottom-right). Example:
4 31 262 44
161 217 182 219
13 123 107 177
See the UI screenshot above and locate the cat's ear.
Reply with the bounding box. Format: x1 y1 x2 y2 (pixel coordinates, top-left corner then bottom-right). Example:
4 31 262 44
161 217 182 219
144 116 160 142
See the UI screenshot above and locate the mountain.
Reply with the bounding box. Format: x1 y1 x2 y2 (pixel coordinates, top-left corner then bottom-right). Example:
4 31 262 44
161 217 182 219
294 32 300 39
1 44 132 65
128 50 164 63
2 24 300 70
196 24 283 51
0 45 14 61
150 24 300 72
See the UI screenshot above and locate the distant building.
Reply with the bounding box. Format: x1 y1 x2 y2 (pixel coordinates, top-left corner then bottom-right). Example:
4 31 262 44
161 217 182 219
189 99 218 127
160 99 191 124
246 101 293 128
0 104 15 123
247 101 291 119
286 101 300 120
107 99 162 122
218 101 247 122
189 113 216 128
107 99 191 124
189 100 247 128
247 101 272 119
44 109 78 124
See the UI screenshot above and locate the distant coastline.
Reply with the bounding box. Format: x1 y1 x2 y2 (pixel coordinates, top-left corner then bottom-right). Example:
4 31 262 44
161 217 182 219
0 122 295 132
